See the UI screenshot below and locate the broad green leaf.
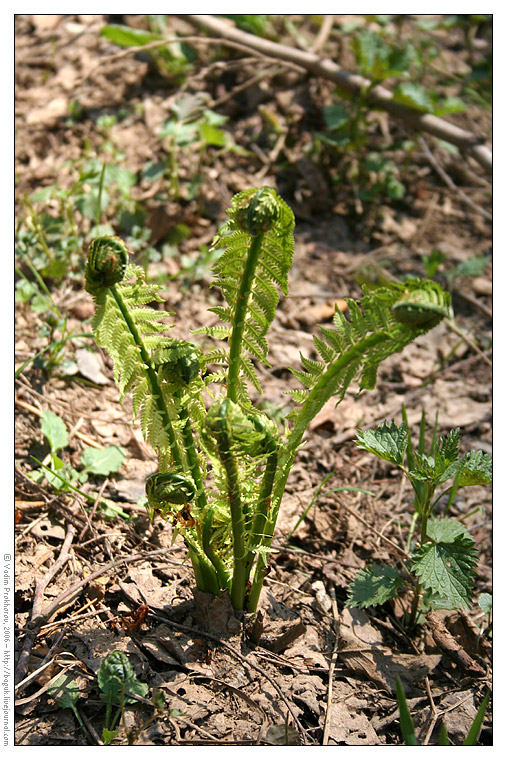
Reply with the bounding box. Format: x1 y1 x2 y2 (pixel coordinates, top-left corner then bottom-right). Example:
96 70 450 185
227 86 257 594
412 524 477 609
75 189 110 221
410 429 461 484
426 517 474 544
478 592 492 615
355 420 408 465
393 83 433 112
47 674 81 710
80 445 126 476
41 410 68 452
104 165 137 192
98 651 148 706
142 161 165 182
100 24 161 48
346 564 403 608
102 728 119 745
199 123 226 147
324 103 351 131
435 96 466 116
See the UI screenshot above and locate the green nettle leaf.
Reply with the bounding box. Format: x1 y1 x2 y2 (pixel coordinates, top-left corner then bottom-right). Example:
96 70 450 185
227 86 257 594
426 517 474 544
412 520 478 608
102 728 119 745
409 428 462 483
41 410 69 452
80 445 126 476
346 564 403 608
410 454 461 485
454 450 492 487
393 82 434 112
355 421 409 466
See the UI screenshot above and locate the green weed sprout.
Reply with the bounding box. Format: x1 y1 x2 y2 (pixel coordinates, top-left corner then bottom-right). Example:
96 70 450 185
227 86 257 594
396 677 490 745
84 187 452 613
347 410 492 626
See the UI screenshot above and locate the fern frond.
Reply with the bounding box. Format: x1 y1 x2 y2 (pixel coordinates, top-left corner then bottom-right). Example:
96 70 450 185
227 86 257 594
277 279 452 501
207 187 295 403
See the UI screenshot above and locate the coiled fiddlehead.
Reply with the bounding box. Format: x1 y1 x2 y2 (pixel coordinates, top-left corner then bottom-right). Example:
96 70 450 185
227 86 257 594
85 236 129 297
232 187 280 236
392 286 451 328
146 472 195 520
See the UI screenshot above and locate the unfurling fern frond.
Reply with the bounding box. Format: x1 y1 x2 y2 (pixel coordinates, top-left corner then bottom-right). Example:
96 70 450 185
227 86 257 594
85 236 184 469
289 279 451 414
273 279 452 501
85 236 128 297
91 263 175 399
195 187 295 404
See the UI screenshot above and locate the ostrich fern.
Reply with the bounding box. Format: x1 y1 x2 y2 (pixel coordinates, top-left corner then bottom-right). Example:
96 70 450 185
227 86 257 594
84 189 451 613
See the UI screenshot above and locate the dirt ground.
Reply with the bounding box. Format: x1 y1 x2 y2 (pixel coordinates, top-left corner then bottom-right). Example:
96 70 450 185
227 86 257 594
14 15 492 746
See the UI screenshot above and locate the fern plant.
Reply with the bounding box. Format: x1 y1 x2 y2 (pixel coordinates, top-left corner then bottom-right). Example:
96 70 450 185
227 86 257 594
85 187 452 613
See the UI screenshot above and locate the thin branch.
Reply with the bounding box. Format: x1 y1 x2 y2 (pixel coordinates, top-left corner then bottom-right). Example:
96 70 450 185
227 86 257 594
418 137 491 220
14 547 180 684
178 15 491 173
78 34 305 87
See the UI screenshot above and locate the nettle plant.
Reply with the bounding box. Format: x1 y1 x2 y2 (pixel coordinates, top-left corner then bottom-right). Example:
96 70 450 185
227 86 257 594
347 412 492 626
84 186 452 613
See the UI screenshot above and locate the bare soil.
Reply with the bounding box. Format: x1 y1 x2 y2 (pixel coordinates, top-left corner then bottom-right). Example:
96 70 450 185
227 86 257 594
14 15 492 746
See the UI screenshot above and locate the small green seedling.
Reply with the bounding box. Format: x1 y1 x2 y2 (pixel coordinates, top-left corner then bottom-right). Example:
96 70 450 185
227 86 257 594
97 650 149 745
29 410 129 520
47 673 88 737
84 187 452 612
347 410 492 626
478 592 492 639
396 677 490 745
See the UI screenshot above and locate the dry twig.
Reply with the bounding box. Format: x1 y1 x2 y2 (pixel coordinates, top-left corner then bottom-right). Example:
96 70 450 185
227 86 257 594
178 14 491 173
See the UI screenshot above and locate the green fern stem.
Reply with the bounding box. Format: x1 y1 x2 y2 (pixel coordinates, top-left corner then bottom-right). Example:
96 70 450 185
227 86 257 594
226 233 264 404
273 330 392 518
181 527 221 596
109 284 183 470
174 390 229 587
201 507 232 590
245 432 278 613
174 389 206 509
211 405 248 610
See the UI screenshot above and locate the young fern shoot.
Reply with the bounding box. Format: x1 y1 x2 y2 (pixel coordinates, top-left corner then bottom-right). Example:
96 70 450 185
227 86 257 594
84 189 452 614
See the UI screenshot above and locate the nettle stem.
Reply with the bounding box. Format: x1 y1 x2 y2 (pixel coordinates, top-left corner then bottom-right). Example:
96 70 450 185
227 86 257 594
109 284 183 469
227 233 264 403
